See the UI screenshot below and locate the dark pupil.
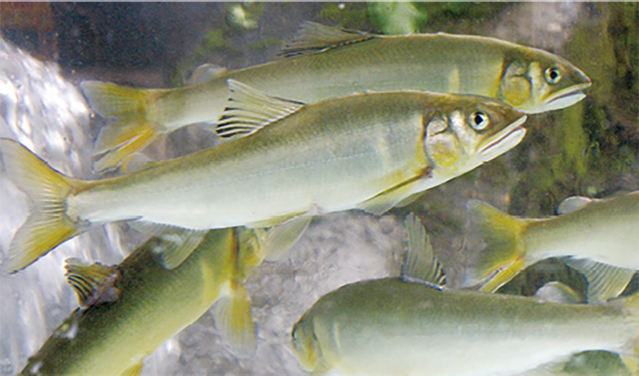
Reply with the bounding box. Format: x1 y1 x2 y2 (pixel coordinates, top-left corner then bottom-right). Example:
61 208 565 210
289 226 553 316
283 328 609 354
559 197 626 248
474 114 484 125
549 69 558 80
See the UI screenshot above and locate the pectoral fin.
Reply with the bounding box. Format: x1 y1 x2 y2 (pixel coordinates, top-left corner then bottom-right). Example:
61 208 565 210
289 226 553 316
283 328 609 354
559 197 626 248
400 213 446 288
534 281 585 304
118 361 143 376
562 258 635 304
65 258 121 307
556 195 593 215
188 64 228 85
357 178 425 216
128 221 207 269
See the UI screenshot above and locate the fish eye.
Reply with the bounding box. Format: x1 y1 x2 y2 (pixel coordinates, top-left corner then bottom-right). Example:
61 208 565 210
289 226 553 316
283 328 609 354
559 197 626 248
469 111 489 131
544 67 562 84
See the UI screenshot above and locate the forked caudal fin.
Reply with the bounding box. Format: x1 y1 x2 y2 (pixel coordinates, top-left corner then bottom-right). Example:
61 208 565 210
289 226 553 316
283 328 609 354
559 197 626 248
466 200 530 293
80 81 162 172
1 139 91 274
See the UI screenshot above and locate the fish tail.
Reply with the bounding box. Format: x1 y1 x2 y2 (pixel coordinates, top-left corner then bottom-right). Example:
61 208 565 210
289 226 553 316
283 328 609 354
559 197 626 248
212 279 257 354
1 139 88 274
466 200 529 292
80 81 162 172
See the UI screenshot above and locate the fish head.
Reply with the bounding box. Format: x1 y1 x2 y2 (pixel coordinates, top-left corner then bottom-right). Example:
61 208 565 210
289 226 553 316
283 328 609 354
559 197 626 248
291 316 321 371
423 95 528 171
499 48 591 114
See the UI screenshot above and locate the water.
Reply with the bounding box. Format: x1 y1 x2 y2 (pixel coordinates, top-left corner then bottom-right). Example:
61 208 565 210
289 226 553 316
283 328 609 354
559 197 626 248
0 3 636 375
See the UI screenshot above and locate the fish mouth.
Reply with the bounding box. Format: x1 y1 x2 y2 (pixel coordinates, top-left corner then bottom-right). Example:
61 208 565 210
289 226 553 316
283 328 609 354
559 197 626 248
542 82 592 113
478 115 528 161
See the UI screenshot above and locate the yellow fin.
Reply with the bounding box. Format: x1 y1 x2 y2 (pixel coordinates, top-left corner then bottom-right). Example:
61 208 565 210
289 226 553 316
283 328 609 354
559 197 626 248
65 258 121 307
81 81 154 119
80 80 162 172
280 21 373 57
92 119 159 172
620 355 638 376
1 139 87 274
563 258 635 304
216 80 304 140
401 213 446 287
213 281 256 355
466 200 530 291
118 361 143 376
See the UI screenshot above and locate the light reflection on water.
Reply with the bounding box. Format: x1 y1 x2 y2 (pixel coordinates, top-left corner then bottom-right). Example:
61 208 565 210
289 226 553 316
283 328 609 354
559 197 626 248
0 2 636 375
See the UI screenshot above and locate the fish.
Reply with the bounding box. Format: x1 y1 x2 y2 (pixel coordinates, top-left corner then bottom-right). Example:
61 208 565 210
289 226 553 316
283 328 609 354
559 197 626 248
1 80 527 273
467 191 639 302
80 22 590 171
19 227 264 375
291 214 639 376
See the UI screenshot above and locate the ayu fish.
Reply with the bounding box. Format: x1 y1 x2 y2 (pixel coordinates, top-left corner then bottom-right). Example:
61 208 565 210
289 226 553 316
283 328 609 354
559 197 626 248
20 227 263 375
1 81 527 273
80 22 590 171
467 191 639 302
292 214 639 376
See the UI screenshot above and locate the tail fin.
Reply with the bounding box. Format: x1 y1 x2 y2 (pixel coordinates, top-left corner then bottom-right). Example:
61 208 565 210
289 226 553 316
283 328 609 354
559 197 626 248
1 139 89 274
466 200 530 293
80 81 162 172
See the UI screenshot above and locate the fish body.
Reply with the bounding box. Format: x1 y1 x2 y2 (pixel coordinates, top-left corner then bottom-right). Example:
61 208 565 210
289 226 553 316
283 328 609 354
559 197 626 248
292 278 638 376
468 192 639 300
20 228 261 375
2 85 527 273
81 22 590 171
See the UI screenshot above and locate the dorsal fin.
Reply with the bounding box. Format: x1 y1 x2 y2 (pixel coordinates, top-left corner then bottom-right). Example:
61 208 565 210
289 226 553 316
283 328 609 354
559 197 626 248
280 21 374 57
65 258 121 308
556 196 593 215
400 213 446 288
215 80 304 139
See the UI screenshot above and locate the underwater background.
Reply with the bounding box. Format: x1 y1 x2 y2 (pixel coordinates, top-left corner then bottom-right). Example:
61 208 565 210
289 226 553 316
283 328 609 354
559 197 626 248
0 2 637 375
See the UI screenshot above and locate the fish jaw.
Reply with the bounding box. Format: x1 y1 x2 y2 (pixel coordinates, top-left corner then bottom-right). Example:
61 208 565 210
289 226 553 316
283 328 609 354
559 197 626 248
539 81 591 113
477 115 528 162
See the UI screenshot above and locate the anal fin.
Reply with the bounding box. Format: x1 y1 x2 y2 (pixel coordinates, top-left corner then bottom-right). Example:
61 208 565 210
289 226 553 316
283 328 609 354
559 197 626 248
258 216 312 261
563 258 635 304
213 281 256 355
400 213 446 287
